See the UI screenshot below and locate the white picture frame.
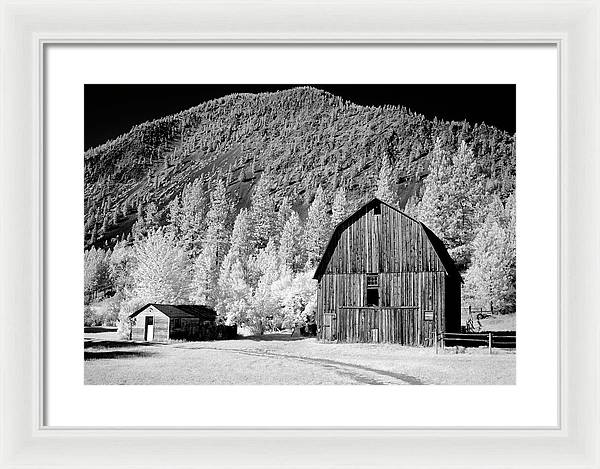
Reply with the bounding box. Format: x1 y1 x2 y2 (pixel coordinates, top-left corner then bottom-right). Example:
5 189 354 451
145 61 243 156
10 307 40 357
1 0 599 467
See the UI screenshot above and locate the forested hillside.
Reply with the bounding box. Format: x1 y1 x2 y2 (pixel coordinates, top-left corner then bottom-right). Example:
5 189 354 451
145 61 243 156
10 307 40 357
84 86 516 333
84 87 514 247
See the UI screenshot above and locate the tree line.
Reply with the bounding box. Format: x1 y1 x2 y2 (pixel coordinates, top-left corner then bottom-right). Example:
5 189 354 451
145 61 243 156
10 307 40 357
85 140 516 335
85 171 355 335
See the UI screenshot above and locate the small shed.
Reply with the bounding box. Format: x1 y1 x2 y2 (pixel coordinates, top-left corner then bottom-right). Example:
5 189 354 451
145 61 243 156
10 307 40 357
313 198 462 345
129 304 217 342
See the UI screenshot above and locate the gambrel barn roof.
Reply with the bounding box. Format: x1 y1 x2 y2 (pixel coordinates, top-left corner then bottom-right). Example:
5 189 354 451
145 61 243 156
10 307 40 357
313 197 462 281
129 304 217 321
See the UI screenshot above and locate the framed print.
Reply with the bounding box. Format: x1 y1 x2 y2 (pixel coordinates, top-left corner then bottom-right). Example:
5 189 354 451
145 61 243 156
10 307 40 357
48 45 551 428
1 0 599 468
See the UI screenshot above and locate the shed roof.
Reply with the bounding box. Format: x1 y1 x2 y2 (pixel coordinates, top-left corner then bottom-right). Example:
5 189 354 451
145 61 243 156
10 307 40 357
313 197 462 281
129 304 217 320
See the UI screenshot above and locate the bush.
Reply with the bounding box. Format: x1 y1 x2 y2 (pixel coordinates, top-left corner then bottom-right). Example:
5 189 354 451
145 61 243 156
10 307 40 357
117 298 148 339
84 294 124 327
84 305 102 327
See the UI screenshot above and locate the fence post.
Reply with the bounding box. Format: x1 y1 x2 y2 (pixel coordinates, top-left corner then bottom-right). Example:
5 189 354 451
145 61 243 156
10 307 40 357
435 330 438 354
441 332 445 351
490 301 494 316
488 332 492 354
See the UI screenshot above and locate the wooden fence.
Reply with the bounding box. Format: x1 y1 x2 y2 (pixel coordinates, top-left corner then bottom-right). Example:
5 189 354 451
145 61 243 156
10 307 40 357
461 302 497 317
435 331 516 354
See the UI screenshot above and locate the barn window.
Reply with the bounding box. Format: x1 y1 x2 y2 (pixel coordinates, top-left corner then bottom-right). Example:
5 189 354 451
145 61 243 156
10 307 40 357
172 318 181 329
424 311 434 321
366 274 380 306
366 274 379 287
373 204 381 215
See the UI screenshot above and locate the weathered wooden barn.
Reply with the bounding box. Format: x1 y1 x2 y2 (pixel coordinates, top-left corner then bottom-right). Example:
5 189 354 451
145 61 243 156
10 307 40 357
129 304 220 342
313 198 461 345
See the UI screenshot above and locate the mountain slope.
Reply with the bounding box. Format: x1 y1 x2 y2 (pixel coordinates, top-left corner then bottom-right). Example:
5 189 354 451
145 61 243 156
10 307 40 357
84 86 515 248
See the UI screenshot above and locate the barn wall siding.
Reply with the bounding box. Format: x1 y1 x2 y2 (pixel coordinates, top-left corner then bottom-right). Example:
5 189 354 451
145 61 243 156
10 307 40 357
316 199 461 345
323 204 445 275
317 272 446 345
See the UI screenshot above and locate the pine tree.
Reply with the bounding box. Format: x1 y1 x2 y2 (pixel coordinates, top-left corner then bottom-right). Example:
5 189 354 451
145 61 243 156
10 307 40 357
303 187 330 268
216 209 253 323
100 214 109 235
130 229 191 303
191 246 218 306
90 224 97 245
190 179 230 306
248 175 276 251
278 211 303 272
219 209 252 282
331 186 349 227
167 178 207 255
275 196 293 241
412 139 483 268
144 202 160 229
375 154 398 206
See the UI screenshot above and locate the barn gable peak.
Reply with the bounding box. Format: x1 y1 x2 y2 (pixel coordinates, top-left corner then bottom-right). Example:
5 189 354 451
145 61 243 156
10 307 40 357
312 197 461 281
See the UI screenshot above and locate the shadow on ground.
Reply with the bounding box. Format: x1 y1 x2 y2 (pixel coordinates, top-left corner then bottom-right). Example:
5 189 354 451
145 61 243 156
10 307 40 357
84 339 160 349
84 326 117 334
84 350 154 360
244 333 310 342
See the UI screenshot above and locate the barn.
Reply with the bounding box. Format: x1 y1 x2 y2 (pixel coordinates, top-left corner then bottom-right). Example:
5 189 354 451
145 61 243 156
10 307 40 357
129 304 219 342
313 197 461 345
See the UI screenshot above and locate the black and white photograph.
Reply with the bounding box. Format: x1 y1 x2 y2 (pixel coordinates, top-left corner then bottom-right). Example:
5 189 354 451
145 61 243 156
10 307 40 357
83 84 516 385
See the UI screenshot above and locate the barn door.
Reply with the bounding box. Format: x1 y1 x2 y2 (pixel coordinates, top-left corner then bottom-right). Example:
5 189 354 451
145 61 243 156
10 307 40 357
145 316 154 341
323 312 336 341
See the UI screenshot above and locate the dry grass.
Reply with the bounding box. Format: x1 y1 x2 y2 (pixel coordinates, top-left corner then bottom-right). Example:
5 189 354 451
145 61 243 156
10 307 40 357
84 331 515 385
461 312 516 331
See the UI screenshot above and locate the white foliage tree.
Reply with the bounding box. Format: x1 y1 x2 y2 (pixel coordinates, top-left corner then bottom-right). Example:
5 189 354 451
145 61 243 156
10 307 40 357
278 210 303 272
223 208 252 279
275 195 293 243
84 246 111 304
216 209 253 321
217 258 253 326
463 195 516 314
303 187 331 268
130 229 191 303
271 270 318 329
249 175 276 251
109 239 134 293
246 239 281 334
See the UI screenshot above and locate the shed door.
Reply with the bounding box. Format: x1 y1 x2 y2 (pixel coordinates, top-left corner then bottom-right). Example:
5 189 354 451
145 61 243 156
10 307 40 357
145 316 154 341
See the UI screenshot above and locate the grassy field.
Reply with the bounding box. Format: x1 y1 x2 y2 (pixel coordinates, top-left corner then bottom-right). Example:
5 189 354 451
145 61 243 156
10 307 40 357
84 330 515 385
462 312 516 331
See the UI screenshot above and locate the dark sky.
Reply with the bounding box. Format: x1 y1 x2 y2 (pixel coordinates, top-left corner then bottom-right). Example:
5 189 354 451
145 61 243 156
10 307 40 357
84 84 515 150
